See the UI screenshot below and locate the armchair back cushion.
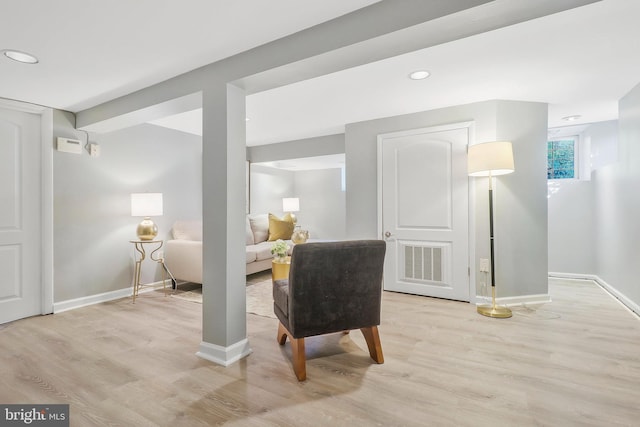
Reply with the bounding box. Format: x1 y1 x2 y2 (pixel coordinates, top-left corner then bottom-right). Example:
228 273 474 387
274 240 386 339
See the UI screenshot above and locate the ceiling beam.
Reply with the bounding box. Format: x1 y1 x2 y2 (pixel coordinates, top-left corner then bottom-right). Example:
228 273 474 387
77 0 599 133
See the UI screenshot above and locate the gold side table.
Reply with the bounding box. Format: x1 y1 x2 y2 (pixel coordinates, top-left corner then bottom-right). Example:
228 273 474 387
130 240 167 303
272 256 291 281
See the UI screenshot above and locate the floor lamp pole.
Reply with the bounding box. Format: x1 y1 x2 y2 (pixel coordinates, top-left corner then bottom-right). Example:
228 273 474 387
477 172 512 318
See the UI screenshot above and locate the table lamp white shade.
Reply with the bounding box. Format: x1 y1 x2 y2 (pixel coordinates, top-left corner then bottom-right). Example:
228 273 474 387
131 193 163 240
468 141 515 177
282 197 299 224
282 197 299 212
131 193 163 217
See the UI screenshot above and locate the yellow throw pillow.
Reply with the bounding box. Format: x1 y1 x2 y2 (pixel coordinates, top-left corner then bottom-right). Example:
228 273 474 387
268 213 295 241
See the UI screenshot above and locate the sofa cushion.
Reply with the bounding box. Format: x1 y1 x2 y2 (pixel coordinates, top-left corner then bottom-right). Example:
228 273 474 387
249 214 269 244
172 220 203 241
268 213 295 241
245 216 255 245
256 241 275 261
247 242 275 262
245 248 257 264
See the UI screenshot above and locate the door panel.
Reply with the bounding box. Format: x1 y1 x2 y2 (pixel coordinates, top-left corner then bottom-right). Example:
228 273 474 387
381 125 470 301
0 246 20 300
397 139 451 228
0 107 41 323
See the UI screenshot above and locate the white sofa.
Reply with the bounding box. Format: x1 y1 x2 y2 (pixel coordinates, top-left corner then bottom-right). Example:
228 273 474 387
164 214 291 284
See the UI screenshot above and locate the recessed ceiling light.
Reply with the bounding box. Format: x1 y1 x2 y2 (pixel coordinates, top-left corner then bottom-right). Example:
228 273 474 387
562 115 582 122
409 70 430 80
2 49 39 64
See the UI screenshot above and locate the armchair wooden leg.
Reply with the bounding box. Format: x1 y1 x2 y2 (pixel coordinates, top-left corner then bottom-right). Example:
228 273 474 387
360 326 384 364
277 322 307 381
290 337 306 381
277 322 288 345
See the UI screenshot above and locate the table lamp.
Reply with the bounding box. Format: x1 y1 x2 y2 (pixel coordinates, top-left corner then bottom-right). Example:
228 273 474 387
468 141 514 318
131 193 163 240
282 197 299 224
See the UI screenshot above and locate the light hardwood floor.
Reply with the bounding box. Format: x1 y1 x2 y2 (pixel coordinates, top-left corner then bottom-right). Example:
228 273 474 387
1 278 639 426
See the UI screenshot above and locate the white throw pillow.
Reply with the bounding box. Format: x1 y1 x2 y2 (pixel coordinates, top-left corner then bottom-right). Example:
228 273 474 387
245 215 255 245
248 214 269 244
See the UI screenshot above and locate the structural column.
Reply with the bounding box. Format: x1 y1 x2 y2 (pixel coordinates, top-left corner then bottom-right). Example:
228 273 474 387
197 83 251 365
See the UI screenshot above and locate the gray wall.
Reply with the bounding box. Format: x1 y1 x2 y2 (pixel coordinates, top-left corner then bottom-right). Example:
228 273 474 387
588 120 618 171
494 101 549 297
547 180 595 274
547 120 618 275
345 100 549 298
592 82 640 307
249 164 346 240
545 88 640 312
295 168 346 240
53 113 201 302
249 164 294 215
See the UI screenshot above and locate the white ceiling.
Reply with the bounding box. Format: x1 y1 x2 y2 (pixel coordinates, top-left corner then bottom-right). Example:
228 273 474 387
153 0 640 146
248 0 640 143
0 0 379 111
3 0 640 149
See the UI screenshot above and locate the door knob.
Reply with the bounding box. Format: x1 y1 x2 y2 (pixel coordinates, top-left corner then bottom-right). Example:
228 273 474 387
384 231 392 238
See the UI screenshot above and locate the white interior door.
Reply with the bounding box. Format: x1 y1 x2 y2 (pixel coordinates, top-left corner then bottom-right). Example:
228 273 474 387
379 124 470 301
0 106 42 324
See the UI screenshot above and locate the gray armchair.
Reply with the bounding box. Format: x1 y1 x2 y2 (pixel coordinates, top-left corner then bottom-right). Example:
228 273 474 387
272 240 386 381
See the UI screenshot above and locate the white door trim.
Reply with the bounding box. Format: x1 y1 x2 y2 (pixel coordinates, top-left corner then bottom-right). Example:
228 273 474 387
0 98 54 314
377 121 477 302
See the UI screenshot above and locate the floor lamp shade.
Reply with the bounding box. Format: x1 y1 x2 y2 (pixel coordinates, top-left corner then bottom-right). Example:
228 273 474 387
131 193 163 240
467 141 514 318
468 141 514 176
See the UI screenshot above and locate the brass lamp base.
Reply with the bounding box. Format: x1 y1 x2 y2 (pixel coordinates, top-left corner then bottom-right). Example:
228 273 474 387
477 304 512 318
477 287 512 318
136 217 158 241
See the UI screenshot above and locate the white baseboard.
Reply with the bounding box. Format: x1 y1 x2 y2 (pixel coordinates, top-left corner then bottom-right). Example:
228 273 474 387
53 280 167 313
549 272 640 317
548 272 598 281
196 339 252 366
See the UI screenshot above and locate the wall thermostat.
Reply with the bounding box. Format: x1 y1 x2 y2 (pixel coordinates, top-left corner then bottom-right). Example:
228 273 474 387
57 137 82 154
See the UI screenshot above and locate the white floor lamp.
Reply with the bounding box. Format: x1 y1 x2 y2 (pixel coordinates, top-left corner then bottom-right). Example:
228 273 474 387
468 141 515 318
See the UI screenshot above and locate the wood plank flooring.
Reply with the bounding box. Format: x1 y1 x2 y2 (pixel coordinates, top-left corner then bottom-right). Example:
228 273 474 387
1 278 639 426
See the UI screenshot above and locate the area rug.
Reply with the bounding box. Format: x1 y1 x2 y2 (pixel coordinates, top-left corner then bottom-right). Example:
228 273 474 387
171 277 276 319
245 279 275 318
170 282 203 303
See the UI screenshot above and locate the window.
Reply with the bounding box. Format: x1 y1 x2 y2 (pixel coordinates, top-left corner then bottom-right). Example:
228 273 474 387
547 136 578 179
